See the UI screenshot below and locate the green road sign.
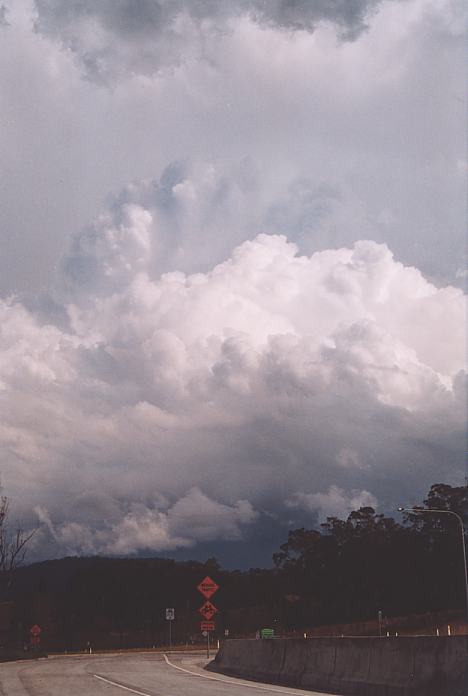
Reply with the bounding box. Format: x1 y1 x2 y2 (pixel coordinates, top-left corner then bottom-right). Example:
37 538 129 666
260 628 274 639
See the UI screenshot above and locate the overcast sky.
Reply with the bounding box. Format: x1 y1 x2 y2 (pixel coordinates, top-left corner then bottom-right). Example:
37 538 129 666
0 0 466 566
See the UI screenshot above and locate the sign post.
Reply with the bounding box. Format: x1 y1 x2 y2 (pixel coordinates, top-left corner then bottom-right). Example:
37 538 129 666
166 608 175 649
197 576 219 659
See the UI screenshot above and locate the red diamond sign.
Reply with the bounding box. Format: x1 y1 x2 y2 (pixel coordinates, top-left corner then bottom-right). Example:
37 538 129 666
199 600 218 621
197 575 219 600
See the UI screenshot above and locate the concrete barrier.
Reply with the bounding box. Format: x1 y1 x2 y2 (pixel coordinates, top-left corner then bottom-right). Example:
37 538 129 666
210 636 468 696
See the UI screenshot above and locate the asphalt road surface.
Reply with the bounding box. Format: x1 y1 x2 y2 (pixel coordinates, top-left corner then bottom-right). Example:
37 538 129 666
0 651 338 695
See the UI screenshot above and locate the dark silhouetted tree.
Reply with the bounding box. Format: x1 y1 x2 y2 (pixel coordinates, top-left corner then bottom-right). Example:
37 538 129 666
0 486 35 598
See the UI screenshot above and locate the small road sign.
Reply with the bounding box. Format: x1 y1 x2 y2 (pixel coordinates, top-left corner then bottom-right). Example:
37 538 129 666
261 628 274 639
165 608 175 620
199 600 218 621
30 624 41 649
224 629 229 637
197 576 219 599
200 621 215 631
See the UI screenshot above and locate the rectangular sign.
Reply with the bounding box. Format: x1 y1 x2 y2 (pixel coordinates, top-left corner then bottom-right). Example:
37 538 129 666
197 576 219 599
165 608 175 620
260 628 274 638
200 621 215 631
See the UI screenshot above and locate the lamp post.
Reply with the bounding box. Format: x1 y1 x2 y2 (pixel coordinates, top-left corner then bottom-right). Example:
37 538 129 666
398 507 468 624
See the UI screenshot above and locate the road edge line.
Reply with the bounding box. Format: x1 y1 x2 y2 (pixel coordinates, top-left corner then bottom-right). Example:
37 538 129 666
93 673 152 696
162 653 316 694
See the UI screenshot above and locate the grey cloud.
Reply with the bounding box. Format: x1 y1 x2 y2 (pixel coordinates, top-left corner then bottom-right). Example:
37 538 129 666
57 159 263 303
265 178 378 254
0 1 463 296
250 0 384 37
33 0 387 82
0 4 8 26
33 488 258 556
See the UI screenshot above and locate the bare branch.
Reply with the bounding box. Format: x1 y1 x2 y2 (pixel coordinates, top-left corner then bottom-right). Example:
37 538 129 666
0 485 36 597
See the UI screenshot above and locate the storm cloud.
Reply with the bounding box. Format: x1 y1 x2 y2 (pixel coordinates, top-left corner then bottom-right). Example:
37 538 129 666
1 186 465 557
0 0 465 563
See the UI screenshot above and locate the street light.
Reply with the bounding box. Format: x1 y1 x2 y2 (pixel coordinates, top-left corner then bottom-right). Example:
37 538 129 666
398 507 468 623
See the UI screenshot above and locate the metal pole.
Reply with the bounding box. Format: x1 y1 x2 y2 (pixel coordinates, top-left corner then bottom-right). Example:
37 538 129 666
398 507 468 623
169 619 172 650
207 631 210 659
457 514 468 625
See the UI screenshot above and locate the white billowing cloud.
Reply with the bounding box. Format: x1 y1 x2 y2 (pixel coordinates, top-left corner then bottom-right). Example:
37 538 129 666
288 485 378 520
59 201 464 378
0 187 465 557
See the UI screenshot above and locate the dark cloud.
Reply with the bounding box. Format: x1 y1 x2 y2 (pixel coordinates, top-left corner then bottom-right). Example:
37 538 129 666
0 4 9 26
33 0 387 82
250 0 384 37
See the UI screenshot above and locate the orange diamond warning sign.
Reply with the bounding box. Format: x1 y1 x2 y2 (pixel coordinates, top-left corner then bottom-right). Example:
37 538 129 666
199 600 218 621
197 576 219 600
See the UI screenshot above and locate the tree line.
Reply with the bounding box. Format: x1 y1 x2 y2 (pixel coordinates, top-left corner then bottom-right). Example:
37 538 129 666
273 483 467 626
0 482 466 651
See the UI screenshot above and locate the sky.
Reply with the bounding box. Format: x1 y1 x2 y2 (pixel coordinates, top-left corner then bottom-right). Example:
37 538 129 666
0 0 466 567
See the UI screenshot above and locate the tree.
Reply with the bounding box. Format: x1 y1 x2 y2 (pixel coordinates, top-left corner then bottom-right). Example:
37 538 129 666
403 483 468 532
0 487 35 598
401 483 468 614
272 483 468 625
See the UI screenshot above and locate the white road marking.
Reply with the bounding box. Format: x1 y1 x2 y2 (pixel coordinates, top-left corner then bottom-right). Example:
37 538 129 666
93 673 152 695
163 653 320 695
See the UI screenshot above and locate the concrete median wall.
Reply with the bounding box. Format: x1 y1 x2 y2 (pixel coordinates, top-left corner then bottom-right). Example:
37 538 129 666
210 636 468 696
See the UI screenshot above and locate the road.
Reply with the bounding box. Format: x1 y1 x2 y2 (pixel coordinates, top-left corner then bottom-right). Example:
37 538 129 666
0 651 337 695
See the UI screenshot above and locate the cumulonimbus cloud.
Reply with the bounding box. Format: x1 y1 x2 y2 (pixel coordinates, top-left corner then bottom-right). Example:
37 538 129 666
0 172 465 558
